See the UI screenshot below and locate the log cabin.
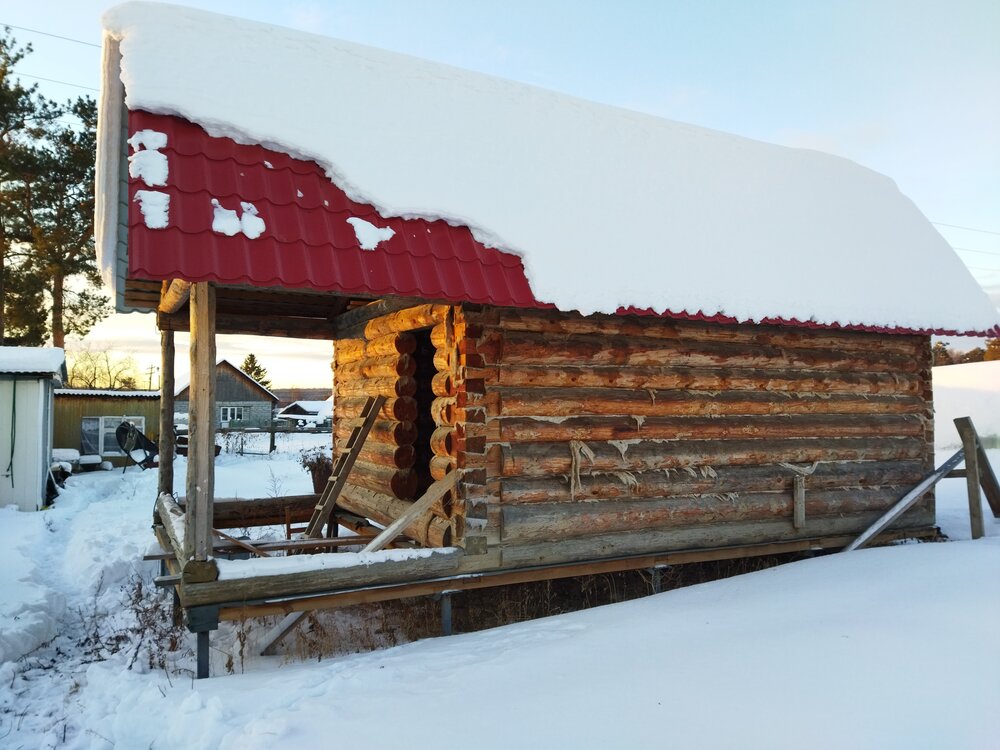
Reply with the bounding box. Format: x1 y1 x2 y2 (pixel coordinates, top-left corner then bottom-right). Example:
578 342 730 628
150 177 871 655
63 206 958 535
95 4 1000 672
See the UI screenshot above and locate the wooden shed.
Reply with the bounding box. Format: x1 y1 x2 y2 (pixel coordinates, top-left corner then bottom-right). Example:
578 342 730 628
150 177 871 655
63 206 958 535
54 388 160 467
0 348 64 512
175 359 277 430
95 5 1000 674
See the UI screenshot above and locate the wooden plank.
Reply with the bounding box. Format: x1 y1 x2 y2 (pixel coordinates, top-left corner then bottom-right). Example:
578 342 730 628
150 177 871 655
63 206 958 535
213 528 271 557
975 441 1000 518
158 278 191 313
185 282 216 563
792 476 806 529
157 328 175 497
158 310 339 340
338 485 452 547
844 449 964 551
954 417 985 539
155 493 218 582
363 473 458 553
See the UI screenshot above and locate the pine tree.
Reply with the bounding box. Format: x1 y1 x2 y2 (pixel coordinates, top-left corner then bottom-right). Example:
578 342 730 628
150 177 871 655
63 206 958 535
0 30 108 346
241 353 272 389
931 341 953 367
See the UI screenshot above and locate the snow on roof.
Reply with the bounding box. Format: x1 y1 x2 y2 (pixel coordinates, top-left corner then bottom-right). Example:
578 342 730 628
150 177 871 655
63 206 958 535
55 388 159 398
0 347 65 377
278 400 330 416
99 2 1000 335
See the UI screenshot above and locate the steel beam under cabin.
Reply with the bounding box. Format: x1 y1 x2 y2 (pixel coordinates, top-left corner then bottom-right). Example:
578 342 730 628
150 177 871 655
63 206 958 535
184 283 218 581
158 328 175 497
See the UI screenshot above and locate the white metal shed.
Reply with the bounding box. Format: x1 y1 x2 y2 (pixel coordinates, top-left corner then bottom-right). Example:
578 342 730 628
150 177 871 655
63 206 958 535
0 348 65 512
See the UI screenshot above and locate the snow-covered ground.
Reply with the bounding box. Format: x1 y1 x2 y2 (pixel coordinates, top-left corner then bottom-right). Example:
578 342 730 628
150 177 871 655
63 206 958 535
933 359 1000 448
2 419 999 747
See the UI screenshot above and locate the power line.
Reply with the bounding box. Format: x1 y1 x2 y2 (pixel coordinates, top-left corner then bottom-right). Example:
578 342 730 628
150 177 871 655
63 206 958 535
12 71 98 92
1 22 100 48
933 221 1000 237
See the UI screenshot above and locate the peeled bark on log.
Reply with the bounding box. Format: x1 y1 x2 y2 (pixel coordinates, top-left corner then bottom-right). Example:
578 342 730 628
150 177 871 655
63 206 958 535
489 436 926 477
431 322 451 350
429 426 456 457
492 387 927 418
348 461 419 499
362 304 450 339
495 364 921 396
354 441 416 470
336 375 417 399
500 487 907 543
336 395 418 422
433 347 454 373
498 459 928 503
364 332 418 358
485 414 926 444
335 419 417 446
338 354 416 379
334 338 368 365
431 371 455 397
430 455 457 481
338 484 451 547
482 330 918 374
431 397 457 425
465 308 924 357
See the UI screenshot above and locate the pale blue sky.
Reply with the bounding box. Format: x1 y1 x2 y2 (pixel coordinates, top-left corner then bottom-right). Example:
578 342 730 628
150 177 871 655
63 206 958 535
4 0 998 384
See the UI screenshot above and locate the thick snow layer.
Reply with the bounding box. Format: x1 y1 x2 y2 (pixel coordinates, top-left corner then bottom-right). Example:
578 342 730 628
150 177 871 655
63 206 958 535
126 128 166 151
933 360 1000 447
100 2 1000 333
128 146 168 186
134 189 169 229
346 216 395 250
0 346 64 375
51 449 80 462
216 547 453 580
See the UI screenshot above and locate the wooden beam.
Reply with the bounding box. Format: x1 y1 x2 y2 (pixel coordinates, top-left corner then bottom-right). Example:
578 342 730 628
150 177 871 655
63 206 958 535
954 417 985 539
158 279 192 313
155 493 218 582
185 282 216 563
844 450 964 551
157 328 175 497
333 297 423 339
363 473 458 553
975 441 1000 518
158 310 339 340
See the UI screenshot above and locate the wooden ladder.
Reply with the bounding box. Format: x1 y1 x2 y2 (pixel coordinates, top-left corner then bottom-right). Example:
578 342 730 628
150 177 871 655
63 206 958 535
303 395 386 539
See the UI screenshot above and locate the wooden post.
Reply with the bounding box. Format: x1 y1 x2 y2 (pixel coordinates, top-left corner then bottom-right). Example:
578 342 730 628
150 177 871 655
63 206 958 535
158 329 175 497
954 417 985 540
792 476 806 529
185 283 218 573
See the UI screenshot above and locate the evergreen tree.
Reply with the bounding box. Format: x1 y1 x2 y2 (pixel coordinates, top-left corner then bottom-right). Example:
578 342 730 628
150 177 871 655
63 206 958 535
0 30 108 346
241 353 272 389
931 341 953 366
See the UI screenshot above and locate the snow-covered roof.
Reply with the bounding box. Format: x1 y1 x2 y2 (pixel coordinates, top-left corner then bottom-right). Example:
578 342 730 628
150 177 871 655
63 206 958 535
98 2 1000 335
278 400 330 417
55 388 159 398
0 347 65 377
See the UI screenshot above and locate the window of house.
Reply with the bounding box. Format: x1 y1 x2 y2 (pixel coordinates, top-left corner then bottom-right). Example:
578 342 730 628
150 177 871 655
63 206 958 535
220 406 244 422
80 416 146 456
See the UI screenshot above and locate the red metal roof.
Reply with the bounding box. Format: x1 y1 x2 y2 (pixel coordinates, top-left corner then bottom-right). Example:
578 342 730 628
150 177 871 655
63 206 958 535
126 111 996 337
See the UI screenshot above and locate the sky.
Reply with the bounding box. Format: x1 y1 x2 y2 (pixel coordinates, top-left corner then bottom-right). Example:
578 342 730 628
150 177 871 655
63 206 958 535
4 0 999 386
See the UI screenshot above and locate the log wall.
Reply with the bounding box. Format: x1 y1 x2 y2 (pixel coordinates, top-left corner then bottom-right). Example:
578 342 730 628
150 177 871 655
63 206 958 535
460 306 936 568
333 304 461 547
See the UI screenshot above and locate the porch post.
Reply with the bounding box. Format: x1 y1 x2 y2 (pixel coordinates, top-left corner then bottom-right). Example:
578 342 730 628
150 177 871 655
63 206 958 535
185 282 217 565
158 328 175 496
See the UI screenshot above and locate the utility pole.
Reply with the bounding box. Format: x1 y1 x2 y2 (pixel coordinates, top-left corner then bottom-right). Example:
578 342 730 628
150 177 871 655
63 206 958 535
146 364 158 390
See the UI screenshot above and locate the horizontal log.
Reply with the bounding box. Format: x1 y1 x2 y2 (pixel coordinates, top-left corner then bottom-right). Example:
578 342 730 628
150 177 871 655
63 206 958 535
177 493 318 528
429 426 456 457
498 459 929 503
492 387 927 419
431 371 455 397
336 395 418 422
430 321 450 350
494 364 921 396
501 487 908 543
480 330 919 373
337 354 416 379
431 396 456 425
180 547 461 607
466 308 925 357
363 304 450 339
335 418 417 446
433 346 454 373
348 461 419 499
364 331 418 358
336 375 417 399
489 437 927 477
338 484 452 547
355 441 416 470
430 455 457 481
158 310 339 340
485 414 927 444
498 510 936 569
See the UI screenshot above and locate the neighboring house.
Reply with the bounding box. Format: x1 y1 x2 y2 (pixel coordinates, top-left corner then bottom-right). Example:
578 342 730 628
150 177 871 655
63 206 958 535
53 389 160 467
0 347 64 512
96 5 1000 658
175 360 277 430
275 397 332 428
